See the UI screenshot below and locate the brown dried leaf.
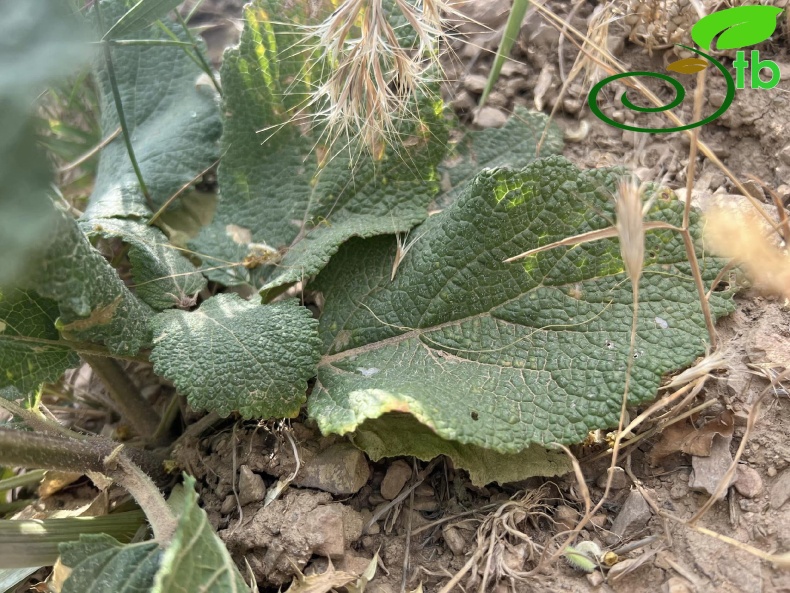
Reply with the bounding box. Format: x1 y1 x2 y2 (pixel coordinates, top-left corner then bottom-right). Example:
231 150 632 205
650 411 734 462
286 560 357 593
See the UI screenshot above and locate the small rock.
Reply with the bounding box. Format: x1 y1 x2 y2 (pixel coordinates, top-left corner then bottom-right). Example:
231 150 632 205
238 465 266 506
414 483 434 498
463 73 488 94
486 91 509 109
474 107 508 128
380 460 412 500
734 465 763 498
442 525 467 555
500 60 528 77
596 467 629 490
586 571 605 587
738 179 765 200
770 469 790 509
780 144 790 166
609 490 651 540
768 466 778 477
412 496 438 512
554 505 579 532
588 514 608 529
450 90 475 112
220 494 236 515
689 434 736 497
663 577 693 593
309 505 352 558
295 442 370 495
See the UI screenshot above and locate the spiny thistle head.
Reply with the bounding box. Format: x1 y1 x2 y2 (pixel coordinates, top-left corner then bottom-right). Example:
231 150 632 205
303 0 450 155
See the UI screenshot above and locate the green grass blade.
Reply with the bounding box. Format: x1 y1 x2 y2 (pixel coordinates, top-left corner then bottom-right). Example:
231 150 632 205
103 0 184 39
479 0 530 106
0 511 146 569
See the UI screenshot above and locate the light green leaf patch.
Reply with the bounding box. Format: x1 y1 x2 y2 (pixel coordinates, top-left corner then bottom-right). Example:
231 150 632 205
81 218 206 310
192 0 448 291
150 294 321 418
0 289 79 394
435 107 563 209
152 474 248 593
311 157 733 476
84 0 221 220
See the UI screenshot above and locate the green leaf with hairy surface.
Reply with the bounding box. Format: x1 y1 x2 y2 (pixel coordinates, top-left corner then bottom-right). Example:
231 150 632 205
0 289 79 394
435 107 563 209
150 294 321 418
191 0 448 291
311 157 733 470
84 0 221 220
81 219 206 310
353 414 571 486
13 209 152 356
152 474 248 592
60 535 160 593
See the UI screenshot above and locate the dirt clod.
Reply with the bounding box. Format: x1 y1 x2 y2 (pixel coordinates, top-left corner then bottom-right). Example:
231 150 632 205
769 469 790 510
296 442 370 495
237 464 266 506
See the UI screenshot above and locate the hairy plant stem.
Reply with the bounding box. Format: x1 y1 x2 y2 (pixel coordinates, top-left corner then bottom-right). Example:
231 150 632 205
0 427 175 543
0 397 83 441
81 354 161 439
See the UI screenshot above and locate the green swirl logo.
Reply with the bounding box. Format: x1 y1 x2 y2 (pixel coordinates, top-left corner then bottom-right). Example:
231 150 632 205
588 6 784 134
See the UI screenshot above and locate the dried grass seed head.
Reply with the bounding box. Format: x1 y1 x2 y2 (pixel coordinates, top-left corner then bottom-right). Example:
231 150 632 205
614 177 649 285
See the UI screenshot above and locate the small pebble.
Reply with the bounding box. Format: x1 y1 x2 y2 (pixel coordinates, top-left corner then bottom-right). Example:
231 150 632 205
463 73 487 94
770 469 790 509
442 525 467 555
555 505 579 532
380 460 412 500
596 466 629 490
734 465 763 498
238 465 266 506
474 107 508 129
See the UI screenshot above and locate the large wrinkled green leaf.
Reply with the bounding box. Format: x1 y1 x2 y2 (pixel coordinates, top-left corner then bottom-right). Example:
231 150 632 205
435 107 562 209
60 536 161 593
152 475 248 592
0 1 89 286
150 294 321 418
0 289 79 394
84 0 221 220
14 209 152 356
81 219 206 310
191 0 448 291
311 157 733 472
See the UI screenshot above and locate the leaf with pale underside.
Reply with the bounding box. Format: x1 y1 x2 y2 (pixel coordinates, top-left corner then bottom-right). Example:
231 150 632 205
150 294 320 418
310 157 733 480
